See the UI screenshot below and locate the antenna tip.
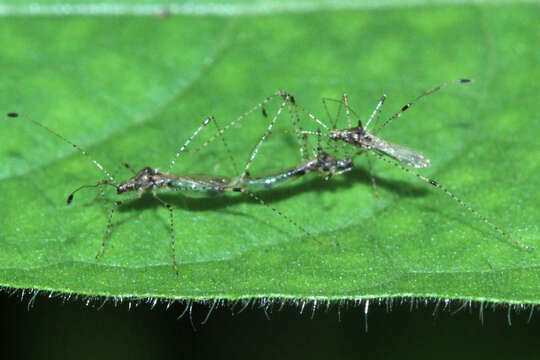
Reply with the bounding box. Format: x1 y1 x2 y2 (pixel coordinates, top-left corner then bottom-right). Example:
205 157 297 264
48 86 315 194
67 194 74 205
7 112 19 118
458 79 473 83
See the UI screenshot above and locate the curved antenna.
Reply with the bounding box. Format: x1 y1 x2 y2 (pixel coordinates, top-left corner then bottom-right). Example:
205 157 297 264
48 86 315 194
6 112 118 185
67 180 117 204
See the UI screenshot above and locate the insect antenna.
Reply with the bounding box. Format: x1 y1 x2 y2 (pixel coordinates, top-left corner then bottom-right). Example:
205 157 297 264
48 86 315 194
373 78 472 135
7 112 118 198
370 151 534 250
67 180 117 204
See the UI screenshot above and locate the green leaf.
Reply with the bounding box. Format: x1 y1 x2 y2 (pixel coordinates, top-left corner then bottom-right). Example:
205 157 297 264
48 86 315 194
0 1 538 304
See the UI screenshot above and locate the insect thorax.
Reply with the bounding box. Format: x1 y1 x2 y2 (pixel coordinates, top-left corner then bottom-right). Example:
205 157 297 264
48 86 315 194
117 167 168 194
329 126 374 150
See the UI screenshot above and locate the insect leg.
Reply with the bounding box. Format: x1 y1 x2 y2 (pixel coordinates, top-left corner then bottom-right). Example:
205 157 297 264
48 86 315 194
211 115 240 177
370 151 533 250
366 155 380 200
168 116 213 172
287 99 310 162
230 187 328 246
186 91 285 154
121 163 137 175
364 94 387 130
96 200 123 260
321 96 343 155
154 194 179 276
240 94 290 180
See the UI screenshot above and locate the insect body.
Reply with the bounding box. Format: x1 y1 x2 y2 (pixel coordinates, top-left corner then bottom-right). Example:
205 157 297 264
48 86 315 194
327 119 430 169
7 111 353 276
188 80 533 250
294 79 533 250
77 151 352 199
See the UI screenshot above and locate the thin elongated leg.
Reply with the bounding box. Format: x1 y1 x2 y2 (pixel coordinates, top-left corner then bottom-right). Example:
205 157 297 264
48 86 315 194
321 96 343 154
287 101 310 162
240 95 291 179
296 102 332 131
316 95 351 158
332 166 353 177
183 92 328 171
366 155 379 200
331 93 384 196
312 97 363 126
96 200 123 259
107 163 136 179
99 186 106 199
321 96 346 130
211 116 240 177
341 93 354 158
186 91 286 154
315 127 331 178
373 79 472 135
153 194 179 276
230 187 327 245
121 163 137 175
343 93 353 129
369 151 533 250
179 92 312 173
365 94 387 130
168 116 213 172
315 128 323 158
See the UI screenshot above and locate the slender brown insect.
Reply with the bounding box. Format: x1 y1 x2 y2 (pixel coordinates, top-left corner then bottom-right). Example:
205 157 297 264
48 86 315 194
194 80 533 250
6 97 353 275
295 79 533 250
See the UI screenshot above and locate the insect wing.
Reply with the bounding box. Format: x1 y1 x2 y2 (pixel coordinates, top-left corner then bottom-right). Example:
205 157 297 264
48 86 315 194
371 136 430 168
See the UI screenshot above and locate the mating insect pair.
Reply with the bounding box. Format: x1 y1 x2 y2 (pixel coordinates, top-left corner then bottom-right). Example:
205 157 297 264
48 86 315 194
7 79 532 275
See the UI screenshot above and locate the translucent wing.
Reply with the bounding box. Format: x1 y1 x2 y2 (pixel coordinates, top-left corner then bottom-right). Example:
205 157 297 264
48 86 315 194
371 136 430 168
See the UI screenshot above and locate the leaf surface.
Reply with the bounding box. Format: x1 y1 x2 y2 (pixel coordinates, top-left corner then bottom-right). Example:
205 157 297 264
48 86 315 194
0 1 538 303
